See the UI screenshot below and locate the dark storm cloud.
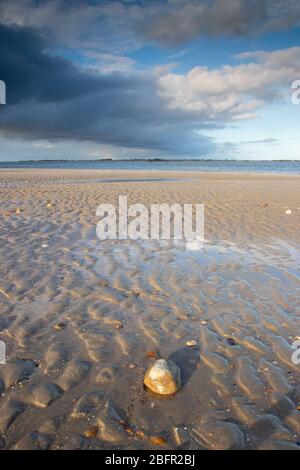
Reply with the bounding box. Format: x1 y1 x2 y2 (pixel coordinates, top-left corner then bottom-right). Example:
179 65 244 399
0 24 127 105
137 0 269 44
0 23 216 156
0 3 295 157
1 1 299 49
137 0 300 45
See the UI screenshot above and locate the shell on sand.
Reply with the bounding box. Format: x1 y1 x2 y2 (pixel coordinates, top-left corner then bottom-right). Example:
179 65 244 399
144 359 181 396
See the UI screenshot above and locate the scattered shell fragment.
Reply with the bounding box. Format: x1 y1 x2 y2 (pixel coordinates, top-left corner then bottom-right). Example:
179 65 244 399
171 426 190 446
125 289 140 297
149 435 167 446
146 351 158 359
226 338 236 346
134 430 146 439
54 322 67 331
84 426 98 438
186 340 197 347
126 363 137 369
285 209 292 215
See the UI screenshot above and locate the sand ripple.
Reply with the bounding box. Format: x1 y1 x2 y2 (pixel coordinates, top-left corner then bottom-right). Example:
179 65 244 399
0 170 299 449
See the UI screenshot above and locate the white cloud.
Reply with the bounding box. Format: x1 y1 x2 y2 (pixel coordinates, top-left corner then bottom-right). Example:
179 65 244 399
81 51 136 74
32 141 55 148
158 47 300 120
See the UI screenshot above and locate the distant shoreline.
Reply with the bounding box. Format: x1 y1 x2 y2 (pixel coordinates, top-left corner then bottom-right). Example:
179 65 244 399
0 159 299 175
1 158 299 163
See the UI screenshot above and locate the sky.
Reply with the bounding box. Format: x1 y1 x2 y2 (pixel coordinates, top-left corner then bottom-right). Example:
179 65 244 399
0 0 300 161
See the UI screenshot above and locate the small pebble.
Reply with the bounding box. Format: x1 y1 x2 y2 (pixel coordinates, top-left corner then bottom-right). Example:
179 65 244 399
144 358 181 396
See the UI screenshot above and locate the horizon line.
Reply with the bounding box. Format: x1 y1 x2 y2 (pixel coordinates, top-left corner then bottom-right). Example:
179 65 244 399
1 158 300 163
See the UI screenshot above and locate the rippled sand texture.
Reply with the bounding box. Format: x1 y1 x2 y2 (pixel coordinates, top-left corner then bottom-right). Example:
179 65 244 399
0 169 299 450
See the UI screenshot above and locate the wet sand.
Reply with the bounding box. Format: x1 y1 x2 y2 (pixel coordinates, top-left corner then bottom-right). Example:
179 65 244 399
0 169 299 450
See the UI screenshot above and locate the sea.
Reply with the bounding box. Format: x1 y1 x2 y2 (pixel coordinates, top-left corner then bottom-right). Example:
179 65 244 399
0 160 299 174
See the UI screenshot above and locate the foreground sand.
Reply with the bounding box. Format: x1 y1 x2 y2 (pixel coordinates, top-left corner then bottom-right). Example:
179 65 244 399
0 169 299 450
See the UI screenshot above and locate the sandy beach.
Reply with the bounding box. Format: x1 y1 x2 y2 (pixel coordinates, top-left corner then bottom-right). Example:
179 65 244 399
0 169 299 450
